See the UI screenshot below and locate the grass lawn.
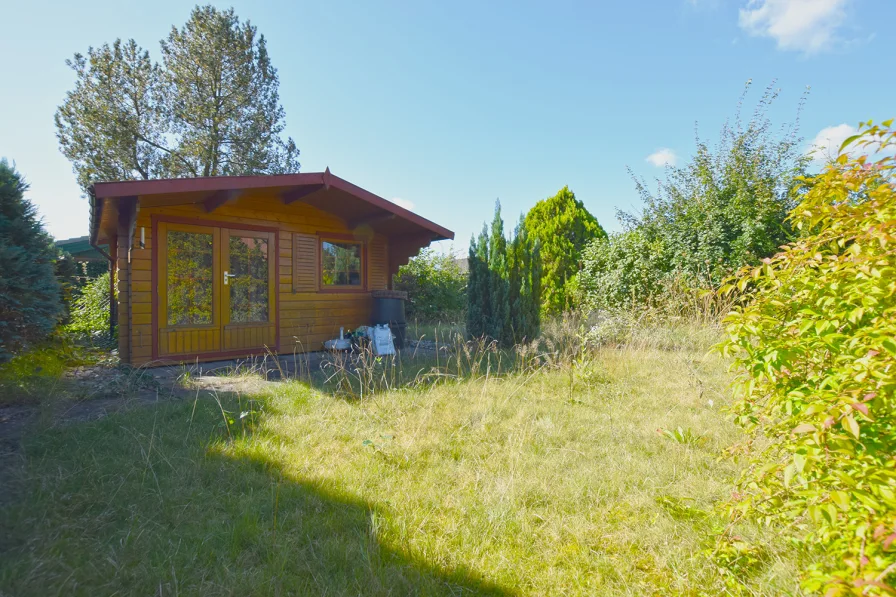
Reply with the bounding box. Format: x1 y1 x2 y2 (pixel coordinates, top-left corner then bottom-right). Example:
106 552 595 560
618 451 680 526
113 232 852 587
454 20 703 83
0 344 803 595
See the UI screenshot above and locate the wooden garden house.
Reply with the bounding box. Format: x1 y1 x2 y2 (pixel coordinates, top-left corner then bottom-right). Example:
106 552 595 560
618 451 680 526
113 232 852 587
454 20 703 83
87 170 453 366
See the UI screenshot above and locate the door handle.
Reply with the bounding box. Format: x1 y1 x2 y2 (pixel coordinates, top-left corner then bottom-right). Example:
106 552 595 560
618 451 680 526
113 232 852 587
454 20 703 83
223 271 237 285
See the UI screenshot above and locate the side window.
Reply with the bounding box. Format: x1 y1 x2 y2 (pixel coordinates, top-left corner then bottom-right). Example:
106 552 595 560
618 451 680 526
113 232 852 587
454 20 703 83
321 240 363 287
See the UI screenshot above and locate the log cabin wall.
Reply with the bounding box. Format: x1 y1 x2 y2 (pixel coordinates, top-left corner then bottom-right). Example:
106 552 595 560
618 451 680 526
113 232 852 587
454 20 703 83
116 188 391 366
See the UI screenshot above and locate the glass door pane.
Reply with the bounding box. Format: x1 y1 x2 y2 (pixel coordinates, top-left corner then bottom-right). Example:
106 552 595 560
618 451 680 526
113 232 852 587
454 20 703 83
227 234 270 323
157 222 221 358
166 230 214 325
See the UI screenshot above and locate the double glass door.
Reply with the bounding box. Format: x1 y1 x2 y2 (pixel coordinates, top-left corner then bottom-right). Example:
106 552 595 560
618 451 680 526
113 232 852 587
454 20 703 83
157 222 276 357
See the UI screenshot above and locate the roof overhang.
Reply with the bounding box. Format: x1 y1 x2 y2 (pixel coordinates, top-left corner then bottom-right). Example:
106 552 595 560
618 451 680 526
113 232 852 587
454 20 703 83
88 170 454 247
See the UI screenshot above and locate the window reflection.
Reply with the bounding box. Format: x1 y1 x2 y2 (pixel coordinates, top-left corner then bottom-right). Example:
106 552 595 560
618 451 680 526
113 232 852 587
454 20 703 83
321 241 362 286
229 236 269 323
167 231 213 325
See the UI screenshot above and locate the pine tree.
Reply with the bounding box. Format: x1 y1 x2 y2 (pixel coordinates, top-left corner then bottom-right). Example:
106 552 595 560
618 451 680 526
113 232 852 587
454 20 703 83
0 160 62 361
160 5 299 177
54 39 166 190
55 5 300 192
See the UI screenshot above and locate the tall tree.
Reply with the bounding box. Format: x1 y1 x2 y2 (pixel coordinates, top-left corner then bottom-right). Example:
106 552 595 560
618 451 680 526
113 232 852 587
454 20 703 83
524 186 606 315
0 160 62 361
55 5 299 191
160 5 299 177
55 39 167 190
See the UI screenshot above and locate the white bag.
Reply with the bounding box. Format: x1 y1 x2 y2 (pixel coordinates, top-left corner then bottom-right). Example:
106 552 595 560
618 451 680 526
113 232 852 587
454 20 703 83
369 324 395 356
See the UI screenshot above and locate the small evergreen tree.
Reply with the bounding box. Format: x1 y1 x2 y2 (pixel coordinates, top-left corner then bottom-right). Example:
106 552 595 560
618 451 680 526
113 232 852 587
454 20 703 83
54 251 80 326
524 186 606 316
487 201 511 344
467 203 541 345
508 216 542 343
0 160 62 361
466 224 490 339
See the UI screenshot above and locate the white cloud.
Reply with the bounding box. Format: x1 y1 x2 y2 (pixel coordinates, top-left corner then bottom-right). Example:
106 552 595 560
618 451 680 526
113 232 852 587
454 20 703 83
389 197 415 211
646 148 678 167
738 0 849 54
808 123 858 164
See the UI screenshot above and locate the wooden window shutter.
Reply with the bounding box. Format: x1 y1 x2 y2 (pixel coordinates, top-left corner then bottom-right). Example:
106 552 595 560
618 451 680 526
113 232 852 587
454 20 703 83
292 233 319 292
368 236 388 290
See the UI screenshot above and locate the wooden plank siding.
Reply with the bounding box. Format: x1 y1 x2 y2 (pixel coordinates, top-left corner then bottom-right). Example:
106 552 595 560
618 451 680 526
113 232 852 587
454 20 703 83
118 190 391 366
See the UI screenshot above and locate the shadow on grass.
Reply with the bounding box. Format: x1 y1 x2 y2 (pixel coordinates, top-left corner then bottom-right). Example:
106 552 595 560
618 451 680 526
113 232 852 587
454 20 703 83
0 389 511 596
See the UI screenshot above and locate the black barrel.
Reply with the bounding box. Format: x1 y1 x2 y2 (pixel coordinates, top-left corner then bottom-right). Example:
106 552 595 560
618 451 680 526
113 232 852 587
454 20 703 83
371 290 408 348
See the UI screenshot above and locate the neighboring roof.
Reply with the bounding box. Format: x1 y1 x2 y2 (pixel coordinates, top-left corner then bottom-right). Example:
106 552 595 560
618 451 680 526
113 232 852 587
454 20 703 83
56 235 90 247
89 170 453 245
55 235 107 261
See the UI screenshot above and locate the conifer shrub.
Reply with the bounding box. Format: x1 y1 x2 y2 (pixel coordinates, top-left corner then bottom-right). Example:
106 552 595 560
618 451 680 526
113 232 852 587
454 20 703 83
0 160 62 362
524 186 604 315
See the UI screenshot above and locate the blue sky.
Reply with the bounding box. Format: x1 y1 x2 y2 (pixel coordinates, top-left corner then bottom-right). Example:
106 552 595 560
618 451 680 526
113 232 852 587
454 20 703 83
2 0 894 252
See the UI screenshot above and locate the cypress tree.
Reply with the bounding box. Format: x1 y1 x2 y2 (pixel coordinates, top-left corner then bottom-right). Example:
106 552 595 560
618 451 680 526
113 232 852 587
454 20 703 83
466 233 480 337
487 201 510 344
0 160 62 361
468 205 542 346
528 238 543 339
507 216 523 343
466 225 490 339
508 216 542 344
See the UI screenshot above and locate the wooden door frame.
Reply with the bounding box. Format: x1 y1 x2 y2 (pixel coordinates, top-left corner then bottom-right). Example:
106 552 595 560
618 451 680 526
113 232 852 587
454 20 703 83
151 214 280 361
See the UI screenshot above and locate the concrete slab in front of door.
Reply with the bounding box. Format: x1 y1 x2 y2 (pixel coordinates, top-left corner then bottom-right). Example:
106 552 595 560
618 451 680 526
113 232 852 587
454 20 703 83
145 351 331 382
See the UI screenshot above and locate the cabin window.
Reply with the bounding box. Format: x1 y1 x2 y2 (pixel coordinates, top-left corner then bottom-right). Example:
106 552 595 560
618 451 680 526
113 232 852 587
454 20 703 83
321 240 363 287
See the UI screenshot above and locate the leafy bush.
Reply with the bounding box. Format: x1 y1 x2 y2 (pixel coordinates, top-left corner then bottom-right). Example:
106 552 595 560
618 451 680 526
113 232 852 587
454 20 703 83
0 160 62 362
393 248 466 322
65 272 115 339
581 83 808 311
578 229 666 310
719 121 896 595
524 186 605 315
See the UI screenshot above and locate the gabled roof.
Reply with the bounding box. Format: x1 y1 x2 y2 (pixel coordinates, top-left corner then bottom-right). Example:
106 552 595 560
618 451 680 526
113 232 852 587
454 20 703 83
88 169 453 245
